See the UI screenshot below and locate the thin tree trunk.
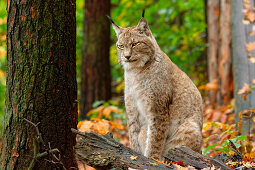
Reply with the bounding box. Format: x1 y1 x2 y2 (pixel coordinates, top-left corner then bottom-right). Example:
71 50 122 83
207 0 220 106
231 0 255 135
80 0 111 120
206 0 233 106
219 0 233 105
0 0 77 169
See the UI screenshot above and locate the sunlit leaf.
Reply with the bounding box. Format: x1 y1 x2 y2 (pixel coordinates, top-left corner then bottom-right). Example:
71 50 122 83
244 9 255 22
246 42 255 51
130 155 138 160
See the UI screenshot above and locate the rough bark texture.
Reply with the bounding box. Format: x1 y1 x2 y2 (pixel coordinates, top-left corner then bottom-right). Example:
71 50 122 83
1 0 77 169
206 0 233 106
165 147 231 170
80 0 111 120
72 129 231 170
231 0 255 135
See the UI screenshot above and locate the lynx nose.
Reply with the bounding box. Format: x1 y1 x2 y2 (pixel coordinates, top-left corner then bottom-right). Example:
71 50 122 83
125 56 131 60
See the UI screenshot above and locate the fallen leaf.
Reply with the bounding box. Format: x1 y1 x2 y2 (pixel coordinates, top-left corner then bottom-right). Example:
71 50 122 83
245 9 255 22
130 155 138 160
243 20 250 25
238 83 251 95
249 57 255 63
248 53 253 57
198 79 218 91
246 42 255 51
249 32 255 36
11 151 19 158
148 162 158 166
238 83 251 101
173 160 185 166
244 0 251 9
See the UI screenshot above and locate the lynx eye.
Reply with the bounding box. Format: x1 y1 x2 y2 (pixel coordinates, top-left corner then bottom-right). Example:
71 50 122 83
117 44 124 49
132 42 140 48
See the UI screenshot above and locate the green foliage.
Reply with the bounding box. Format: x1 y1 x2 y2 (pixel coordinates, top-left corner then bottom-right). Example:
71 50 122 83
87 100 126 125
203 135 247 155
76 0 84 98
0 0 7 135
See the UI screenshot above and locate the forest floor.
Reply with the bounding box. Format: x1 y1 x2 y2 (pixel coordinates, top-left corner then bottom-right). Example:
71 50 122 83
77 100 255 169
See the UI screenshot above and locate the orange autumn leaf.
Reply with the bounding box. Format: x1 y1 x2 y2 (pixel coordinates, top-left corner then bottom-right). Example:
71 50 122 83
248 53 253 57
173 160 185 166
102 107 112 117
244 0 251 9
246 42 255 51
78 119 110 135
130 155 138 160
238 83 251 95
109 120 123 130
11 151 19 158
148 162 159 166
238 83 251 101
198 79 218 91
249 31 255 36
245 9 255 22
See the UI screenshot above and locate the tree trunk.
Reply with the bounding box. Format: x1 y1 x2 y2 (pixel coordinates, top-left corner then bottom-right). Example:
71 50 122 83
1 0 77 169
206 0 233 107
80 0 111 120
231 0 255 135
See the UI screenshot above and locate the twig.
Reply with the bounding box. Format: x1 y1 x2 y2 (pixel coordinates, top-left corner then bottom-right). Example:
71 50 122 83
228 140 243 162
24 118 67 170
24 118 46 147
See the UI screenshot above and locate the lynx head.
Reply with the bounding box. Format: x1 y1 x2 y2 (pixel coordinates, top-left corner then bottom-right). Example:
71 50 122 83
108 12 158 70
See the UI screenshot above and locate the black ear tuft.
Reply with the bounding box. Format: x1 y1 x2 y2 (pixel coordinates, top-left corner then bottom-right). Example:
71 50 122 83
142 9 145 18
106 15 120 28
106 15 122 36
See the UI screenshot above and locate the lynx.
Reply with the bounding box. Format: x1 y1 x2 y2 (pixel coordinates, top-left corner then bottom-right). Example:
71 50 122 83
108 13 203 160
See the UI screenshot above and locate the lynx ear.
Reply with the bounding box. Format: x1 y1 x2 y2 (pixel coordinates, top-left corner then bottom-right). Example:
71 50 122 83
137 18 149 33
106 15 122 36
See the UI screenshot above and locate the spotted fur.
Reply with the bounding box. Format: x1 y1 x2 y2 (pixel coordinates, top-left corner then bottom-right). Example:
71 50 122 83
110 17 203 160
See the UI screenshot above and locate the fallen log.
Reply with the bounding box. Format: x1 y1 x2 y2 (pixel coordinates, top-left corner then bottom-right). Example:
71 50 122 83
71 128 231 170
72 128 175 170
165 147 231 170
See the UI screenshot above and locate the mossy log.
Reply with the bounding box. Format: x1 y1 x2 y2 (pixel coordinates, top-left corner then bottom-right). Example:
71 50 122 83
71 129 231 170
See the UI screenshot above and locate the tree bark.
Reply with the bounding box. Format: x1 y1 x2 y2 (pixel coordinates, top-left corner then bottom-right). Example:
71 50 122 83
231 0 255 135
206 0 233 106
72 129 231 170
1 0 77 169
80 0 111 120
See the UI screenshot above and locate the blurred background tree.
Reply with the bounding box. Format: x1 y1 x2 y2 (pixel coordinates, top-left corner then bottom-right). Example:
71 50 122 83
205 0 233 107
0 0 7 134
231 0 255 136
79 0 111 120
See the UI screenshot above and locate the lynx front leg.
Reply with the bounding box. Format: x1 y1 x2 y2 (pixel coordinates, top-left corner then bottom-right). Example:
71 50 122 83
144 113 169 160
126 100 141 153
